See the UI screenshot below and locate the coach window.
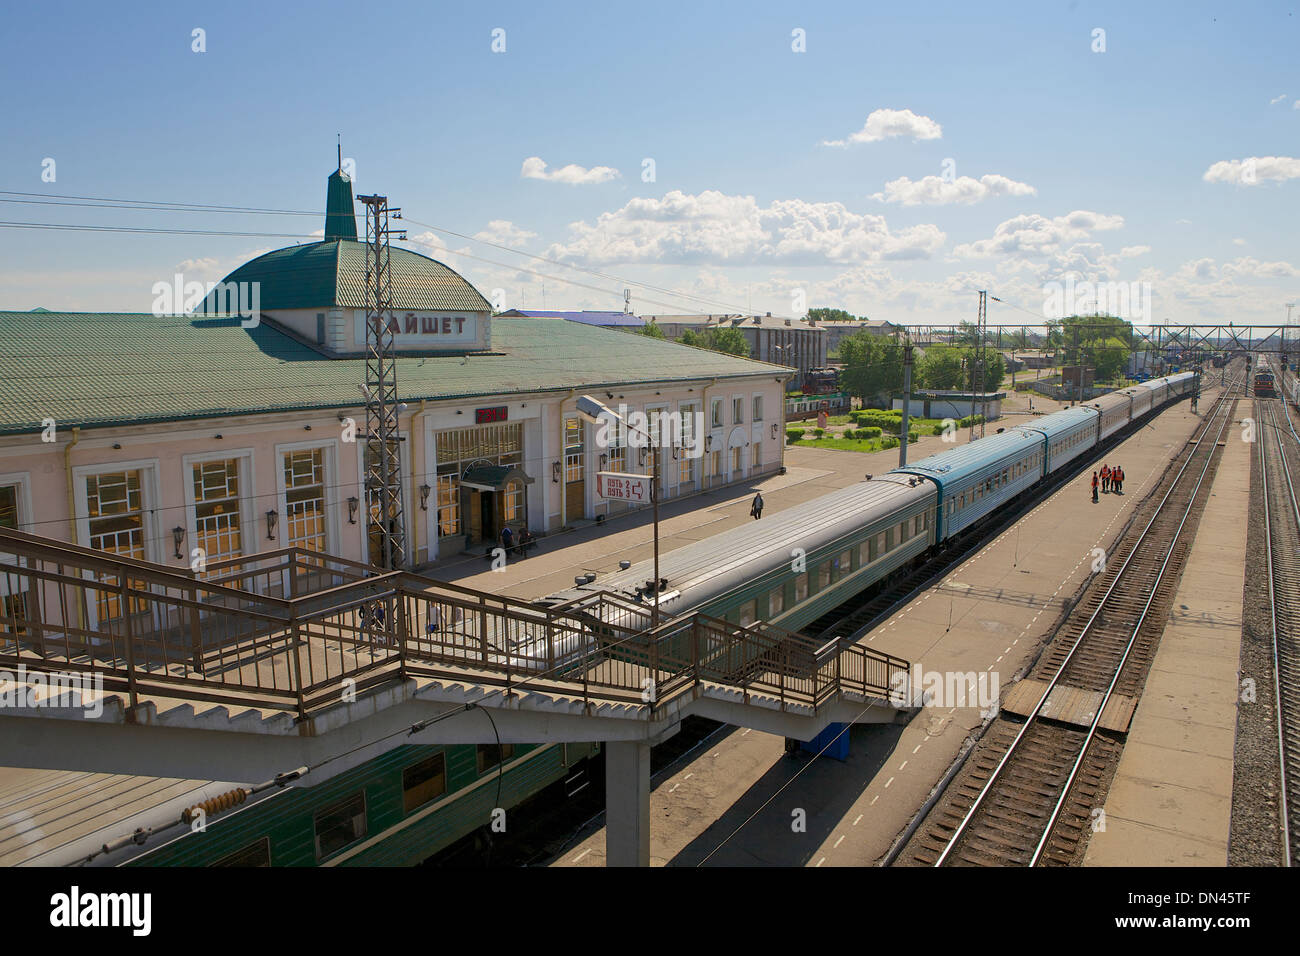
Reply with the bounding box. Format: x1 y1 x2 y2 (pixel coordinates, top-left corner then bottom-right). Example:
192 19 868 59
818 561 832 590
402 753 447 814
477 743 516 774
738 599 758 627
885 528 895 551
769 588 785 617
859 541 870 565
838 549 852 579
314 793 367 861
898 521 908 543
214 838 271 867
794 573 809 602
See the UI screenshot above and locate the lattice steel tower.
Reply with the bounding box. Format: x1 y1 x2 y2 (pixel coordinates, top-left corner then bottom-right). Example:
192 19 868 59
359 194 407 570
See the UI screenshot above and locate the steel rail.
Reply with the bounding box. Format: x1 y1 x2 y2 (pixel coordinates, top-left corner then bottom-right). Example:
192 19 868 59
1262 359 1300 864
934 377 1236 866
1027 386 1235 864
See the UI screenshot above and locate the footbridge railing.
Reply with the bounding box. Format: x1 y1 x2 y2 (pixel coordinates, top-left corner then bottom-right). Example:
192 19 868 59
0 528 908 721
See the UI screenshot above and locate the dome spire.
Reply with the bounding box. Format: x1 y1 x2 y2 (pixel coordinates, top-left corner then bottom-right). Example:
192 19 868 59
325 139 358 242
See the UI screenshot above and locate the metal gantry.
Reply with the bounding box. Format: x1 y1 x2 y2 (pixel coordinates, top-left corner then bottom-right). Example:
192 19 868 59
359 194 407 571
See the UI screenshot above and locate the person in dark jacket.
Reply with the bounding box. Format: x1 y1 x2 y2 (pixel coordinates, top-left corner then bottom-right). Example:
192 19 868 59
750 491 764 520
1091 471 1099 503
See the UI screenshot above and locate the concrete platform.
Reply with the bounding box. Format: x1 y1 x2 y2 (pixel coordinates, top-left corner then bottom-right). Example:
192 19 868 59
549 390 1221 867
1083 410 1250 866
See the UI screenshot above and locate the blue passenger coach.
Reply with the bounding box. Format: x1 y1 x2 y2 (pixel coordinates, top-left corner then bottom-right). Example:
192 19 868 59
1014 405 1099 476
887 428 1044 541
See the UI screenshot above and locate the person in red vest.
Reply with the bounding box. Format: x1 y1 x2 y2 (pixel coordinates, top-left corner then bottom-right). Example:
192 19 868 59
1100 464 1111 493
1092 471 1099 503
1114 465 1124 494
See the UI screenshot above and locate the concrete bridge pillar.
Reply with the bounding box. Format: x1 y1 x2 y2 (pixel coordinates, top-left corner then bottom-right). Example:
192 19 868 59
604 739 651 866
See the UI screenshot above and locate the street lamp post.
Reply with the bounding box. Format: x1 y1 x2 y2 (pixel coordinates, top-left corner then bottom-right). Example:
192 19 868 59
577 395 662 630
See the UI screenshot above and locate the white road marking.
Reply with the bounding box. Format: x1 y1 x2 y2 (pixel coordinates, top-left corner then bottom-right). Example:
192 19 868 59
853 814 863 826
885 777 895 788
816 857 826 867
574 848 591 862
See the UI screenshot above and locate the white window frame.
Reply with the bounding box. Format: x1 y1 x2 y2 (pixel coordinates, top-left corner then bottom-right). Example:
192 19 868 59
182 448 256 566
274 439 341 555
0 471 35 533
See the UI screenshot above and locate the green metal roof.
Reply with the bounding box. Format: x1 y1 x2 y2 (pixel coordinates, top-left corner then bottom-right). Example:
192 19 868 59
0 312 789 435
201 240 492 313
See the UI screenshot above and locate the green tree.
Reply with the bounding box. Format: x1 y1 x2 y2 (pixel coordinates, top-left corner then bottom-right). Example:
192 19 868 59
915 346 1005 391
839 332 903 406
916 346 967 389
632 321 665 339
679 327 751 357
807 307 858 323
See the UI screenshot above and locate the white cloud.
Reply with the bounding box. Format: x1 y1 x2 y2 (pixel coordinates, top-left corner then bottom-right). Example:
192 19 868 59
1202 156 1300 184
871 173 1036 205
1295 100 1300 110
543 189 946 266
1232 237 1247 246
821 108 942 147
953 210 1125 259
1271 93 1289 105
1120 245 1151 258
1221 256 1298 278
520 156 620 185
473 219 538 248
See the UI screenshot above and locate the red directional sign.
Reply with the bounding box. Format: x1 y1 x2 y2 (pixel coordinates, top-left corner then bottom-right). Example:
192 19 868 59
595 471 652 504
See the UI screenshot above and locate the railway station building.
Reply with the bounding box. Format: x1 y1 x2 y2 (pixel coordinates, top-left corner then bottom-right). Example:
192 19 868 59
0 164 791 587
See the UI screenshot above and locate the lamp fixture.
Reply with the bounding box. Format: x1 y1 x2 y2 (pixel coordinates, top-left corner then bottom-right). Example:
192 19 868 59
419 484 431 510
552 461 562 483
172 526 185 559
304 425 312 431
771 422 779 439
265 509 278 540
347 496 359 524
600 453 608 468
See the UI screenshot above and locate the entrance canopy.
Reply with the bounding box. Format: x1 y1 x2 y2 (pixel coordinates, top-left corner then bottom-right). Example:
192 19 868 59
460 464 533 491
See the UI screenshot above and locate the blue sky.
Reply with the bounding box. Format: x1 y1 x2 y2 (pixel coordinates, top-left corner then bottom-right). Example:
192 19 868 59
1 0 1297 327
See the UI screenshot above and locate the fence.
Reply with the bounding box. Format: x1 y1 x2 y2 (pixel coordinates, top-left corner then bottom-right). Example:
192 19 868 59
0 527 908 721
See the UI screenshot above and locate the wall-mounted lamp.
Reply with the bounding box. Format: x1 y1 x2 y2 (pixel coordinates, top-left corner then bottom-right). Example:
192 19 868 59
552 461 562 483
600 453 608 469
638 447 648 467
705 435 714 451
172 526 186 559
771 422 779 439
265 509 278 540
419 484 431 510
347 496 359 524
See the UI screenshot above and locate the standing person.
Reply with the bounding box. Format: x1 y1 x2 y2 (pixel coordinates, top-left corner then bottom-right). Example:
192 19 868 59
499 524 514 556
1115 466 1124 494
1101 464 1110 493
1092 471 1099 503
750 491 764 520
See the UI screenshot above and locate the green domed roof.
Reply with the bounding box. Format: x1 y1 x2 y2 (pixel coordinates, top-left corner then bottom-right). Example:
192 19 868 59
210 240 492 313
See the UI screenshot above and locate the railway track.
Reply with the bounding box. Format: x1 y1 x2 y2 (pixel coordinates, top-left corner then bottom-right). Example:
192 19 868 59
1259 388 1300 865
896 379 1239 867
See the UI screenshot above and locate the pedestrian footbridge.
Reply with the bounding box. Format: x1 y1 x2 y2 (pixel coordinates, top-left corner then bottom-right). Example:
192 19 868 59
0 527 910 864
